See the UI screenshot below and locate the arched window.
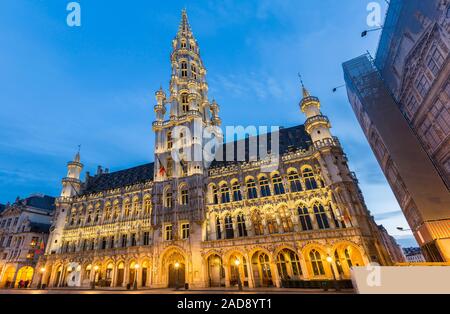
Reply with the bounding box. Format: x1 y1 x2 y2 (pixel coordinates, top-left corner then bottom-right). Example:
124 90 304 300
144 197 151 215
191 64 197 79
252 209 264 236
104 204 112 221
279 207 293 233
211 185 219 204
180 40 187 49
224 215 234 239
344 248 353 268
259 176 271 197
303 167 318 190
132 199 140 216
272 173 285 195
166 157 173 177
277 249 302 279
232 182 242 202
297 206 313 231
216 216 222 240
310 249 325 276
313 204 330 229
288 170 302 192
181 61 188 77
164 189 173 208
167 132 173 149
246 179 258 199
124 200 131 217
220 184 230 203
237 213 247 237
334 250 344 275
112 202 119 221
180 186 189 205
181 93 189 113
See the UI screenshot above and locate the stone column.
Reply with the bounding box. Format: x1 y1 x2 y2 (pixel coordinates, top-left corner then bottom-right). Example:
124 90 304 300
245 255 255 288
224 263 230 288
299 249 310 280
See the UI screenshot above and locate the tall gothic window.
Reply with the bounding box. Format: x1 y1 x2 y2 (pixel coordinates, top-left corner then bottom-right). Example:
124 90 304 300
426 45 444 77
298 206 313 231
191 64 197 79
232 182 242 202
313 204 330 229
302 167 318 190
124 200 131 217
224 215 234 239
237 213 247 237
167 132 173 149
272 173 285 195
310 250 325 276
181 61 188 77
216 216 222 240
165 189 173 208
266 211 278 234
220 184 231 203
211 185 219 204
246 178 258 199
181 93 189 113
132 199 140 216
288 170 302 192
166 157 173 177
259 176 271 197
104 204 112 221
180 187 189 205
144 197 151 215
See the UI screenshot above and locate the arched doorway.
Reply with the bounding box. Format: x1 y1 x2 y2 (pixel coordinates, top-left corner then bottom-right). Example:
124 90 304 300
228 253 248 287
0 266 15 288
141 261 149 287
116 262 124 287
54 265 63 287
251 251 273 287
165 252 185 288
333 244 365 278
207 254 224 287
276 249 302 280
15 266 34 288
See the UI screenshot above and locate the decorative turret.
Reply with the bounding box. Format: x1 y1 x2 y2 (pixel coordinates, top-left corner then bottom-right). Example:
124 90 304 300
299 81 333 145
61 150 83 198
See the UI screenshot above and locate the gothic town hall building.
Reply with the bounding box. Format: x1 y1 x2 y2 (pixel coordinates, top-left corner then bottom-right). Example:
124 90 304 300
34 11 394 289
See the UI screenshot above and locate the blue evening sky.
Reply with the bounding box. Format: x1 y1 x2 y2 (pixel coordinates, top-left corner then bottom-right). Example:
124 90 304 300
0 0 416 246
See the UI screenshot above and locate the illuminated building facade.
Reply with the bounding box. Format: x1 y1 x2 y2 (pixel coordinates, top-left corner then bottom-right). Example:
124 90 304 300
33 11 394 289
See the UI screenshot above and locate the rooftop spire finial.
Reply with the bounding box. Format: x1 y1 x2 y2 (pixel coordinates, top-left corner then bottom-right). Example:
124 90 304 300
298 73 310 98
178 8 191 36
74 145 81 162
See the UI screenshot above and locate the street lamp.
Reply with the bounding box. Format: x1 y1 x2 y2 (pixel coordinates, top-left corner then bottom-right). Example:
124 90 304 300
326 255 339 292
174 262 180 291
133 264 140 290
38 267 46 289
234 258 243 291
361 26 383 37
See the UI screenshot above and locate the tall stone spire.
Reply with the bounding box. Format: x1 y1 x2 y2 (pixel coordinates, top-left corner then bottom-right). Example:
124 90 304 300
152 9 221 181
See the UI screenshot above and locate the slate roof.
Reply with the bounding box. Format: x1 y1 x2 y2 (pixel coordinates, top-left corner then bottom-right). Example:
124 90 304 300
83 163 155 195
24 195 56 212
81 124 311 195
29 222 52 233
0 204 5 213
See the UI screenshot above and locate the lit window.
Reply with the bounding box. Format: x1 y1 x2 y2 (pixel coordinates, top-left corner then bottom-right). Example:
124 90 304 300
288 170 302 192
302 167 318 190
165 190 173 208
279 207 293 233
237 214 247 237
272 173 285 195
124 201 131 217
246 179 258 199
220 184 231 203
165 225 173 241
259 176 271 197
314 204 330 229
181 223 190 239
298 206 313 231
181 61 188 77
180 188 189 205
232 182 242 201
181 94 189 113
310 249 325 276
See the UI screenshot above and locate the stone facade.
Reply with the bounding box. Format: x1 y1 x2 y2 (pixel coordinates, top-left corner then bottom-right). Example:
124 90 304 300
32 10 393 290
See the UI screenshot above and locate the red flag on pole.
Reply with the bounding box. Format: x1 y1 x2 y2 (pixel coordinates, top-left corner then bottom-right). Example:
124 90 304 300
157 156 166 176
